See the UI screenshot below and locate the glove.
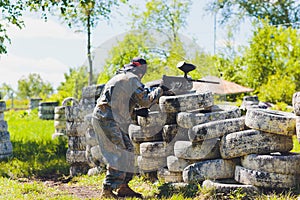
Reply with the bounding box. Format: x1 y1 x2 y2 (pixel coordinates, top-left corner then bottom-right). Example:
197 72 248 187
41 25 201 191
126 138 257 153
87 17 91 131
159 79 170 92
162 90 176 96
133 107 149 117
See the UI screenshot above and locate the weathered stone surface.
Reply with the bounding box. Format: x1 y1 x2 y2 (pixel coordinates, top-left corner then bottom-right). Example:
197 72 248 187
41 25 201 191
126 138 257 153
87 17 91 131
220 129 293 159
90 145 104 164
137 111 167 127
54 106 66 114
54 120 66 129
0 120 8 132
202 179 259 194
296 116 300 142
177 104 241 129
68 136 87 151
189 117 245 142
54 113 66 121
69 163 89 177
245 108 296 136
66 121 88 137
38 113 54 120
235 165 299 189
65 105 85 122
38 102 58 120
0 131 10 142
159 91 214 113
85 127 98 147
183 159 236 183
174 139 221 160
0 101 6 112
140 142 166 158
157 168 183 183
162 124 189 143
293 92 300 116
163 124 190 156
66 149 87 163
137 156 167 171
0 140 13 157
137 111 177 127
81 84 104 99
167 155 190 172
129 124 163 143
241 152 300 175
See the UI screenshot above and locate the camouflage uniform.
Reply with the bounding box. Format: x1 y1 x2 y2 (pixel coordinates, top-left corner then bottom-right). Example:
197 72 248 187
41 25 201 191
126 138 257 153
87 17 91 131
92 67 162 190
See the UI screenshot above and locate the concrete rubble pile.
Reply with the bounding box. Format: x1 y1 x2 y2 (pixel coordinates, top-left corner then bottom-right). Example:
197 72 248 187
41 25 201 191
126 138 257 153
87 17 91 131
0 101 13 160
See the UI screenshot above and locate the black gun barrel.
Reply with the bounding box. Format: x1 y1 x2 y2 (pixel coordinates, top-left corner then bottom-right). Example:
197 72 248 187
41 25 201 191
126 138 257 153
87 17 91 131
190 79 219 84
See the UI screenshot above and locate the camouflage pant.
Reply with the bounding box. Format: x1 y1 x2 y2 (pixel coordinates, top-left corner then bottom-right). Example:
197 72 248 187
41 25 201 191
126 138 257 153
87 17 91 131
92 117 135 189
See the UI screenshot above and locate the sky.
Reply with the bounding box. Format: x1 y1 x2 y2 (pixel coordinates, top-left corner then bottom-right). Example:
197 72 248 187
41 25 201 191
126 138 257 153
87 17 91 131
0 0 252 91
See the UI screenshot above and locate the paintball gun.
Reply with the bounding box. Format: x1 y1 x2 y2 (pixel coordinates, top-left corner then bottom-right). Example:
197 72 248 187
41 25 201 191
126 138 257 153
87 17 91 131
146 61 219 95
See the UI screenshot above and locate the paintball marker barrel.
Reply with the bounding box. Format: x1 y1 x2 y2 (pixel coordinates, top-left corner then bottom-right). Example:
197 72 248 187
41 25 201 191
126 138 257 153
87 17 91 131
177 61 219 84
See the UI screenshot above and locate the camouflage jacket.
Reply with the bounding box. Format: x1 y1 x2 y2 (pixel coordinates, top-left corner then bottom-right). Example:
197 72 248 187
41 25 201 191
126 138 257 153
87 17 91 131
93 71 162 126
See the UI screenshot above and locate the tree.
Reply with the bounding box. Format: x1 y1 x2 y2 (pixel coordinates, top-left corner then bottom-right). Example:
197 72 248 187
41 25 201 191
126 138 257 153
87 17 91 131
129 0 197 75
216 20 300 104
97 0 213 84
56 65 89 100
132 0 192 44
27 0 127 86
0 0 25 54
97 32 160 84
0 83 14 99
207 0 300 28
17 73 53 99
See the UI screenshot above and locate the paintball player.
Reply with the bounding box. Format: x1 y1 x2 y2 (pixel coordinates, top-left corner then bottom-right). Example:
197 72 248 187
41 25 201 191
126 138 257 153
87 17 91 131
92 57 164 199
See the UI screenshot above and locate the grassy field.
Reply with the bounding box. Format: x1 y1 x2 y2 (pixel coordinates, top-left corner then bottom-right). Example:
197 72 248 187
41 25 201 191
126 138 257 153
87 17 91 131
0 109 300 199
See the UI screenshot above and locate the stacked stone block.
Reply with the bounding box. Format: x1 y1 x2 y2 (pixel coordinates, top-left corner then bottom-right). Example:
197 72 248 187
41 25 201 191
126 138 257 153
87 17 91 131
64 97 89 177
133 88 300 193
158 93 243 183
62 84 105 177
129 83 195 177
293 92 300 142
38 101 58 120
0 101 13 160
29 98 42 110
181 108 300 193
81 84 105 176
52 106 67 139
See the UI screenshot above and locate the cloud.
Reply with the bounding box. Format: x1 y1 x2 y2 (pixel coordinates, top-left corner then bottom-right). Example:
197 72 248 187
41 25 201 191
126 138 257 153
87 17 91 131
0 54 70 90
7 16 85 40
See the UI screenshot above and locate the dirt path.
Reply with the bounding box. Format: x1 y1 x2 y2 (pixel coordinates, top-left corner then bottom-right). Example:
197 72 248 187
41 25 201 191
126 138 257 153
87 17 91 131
42 180 102 199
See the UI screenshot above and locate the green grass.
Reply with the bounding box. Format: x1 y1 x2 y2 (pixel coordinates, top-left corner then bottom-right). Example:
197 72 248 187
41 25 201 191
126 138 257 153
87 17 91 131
0 109 69 178
1 109 300 199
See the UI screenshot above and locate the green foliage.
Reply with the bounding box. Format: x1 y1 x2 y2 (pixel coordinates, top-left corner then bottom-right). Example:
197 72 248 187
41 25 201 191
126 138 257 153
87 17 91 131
0 83 14 100
17 73 54 100
0 0 24 54
259 74 296 104
56 65 89 101
98 0 212 84
208 0 300 28
0 110 69 179
157 182 199 199
97 32 149 84
216 20 300 105
132 0 192 43
242 21 300 104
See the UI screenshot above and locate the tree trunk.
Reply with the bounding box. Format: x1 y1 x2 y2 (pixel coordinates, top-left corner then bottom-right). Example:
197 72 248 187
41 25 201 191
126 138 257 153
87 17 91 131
87 14 93 86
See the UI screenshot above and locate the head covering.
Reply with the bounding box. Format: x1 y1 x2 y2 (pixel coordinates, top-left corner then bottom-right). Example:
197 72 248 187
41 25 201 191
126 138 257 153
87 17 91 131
131 57 147 66
116 57 147 77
